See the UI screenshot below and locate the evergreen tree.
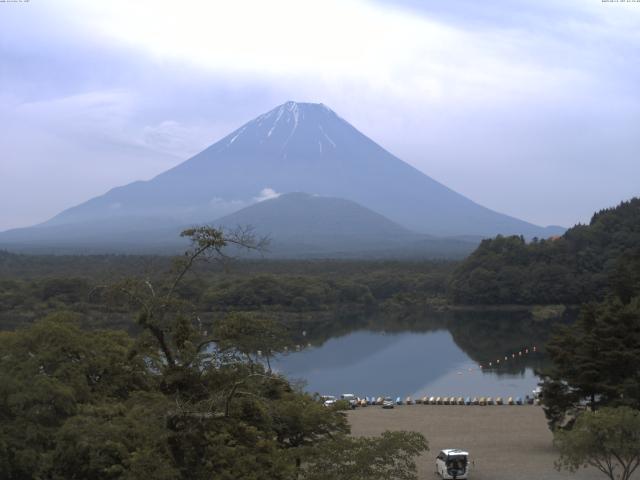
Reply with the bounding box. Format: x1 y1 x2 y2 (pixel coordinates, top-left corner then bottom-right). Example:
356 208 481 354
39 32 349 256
540 297 640 429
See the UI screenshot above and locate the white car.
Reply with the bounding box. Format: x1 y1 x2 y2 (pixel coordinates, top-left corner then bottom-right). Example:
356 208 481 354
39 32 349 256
382 396 395 409
436 449 469 479
321 395 337 407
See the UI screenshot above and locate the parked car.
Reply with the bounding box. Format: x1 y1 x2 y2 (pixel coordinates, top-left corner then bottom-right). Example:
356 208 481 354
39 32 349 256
340 393 358 409
436 449 470 479
382 396 395 409
321 395 336 407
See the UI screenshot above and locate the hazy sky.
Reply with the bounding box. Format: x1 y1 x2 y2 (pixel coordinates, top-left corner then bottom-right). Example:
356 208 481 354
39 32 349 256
1 0 639 231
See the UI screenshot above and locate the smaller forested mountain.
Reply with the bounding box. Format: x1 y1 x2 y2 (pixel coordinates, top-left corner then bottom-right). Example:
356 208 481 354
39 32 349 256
449 198 640 305
215 192 476 258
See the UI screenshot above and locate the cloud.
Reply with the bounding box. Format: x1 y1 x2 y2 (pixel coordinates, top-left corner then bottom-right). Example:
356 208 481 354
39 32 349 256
0 0 639 230
141 121 215 159
254 188 281 203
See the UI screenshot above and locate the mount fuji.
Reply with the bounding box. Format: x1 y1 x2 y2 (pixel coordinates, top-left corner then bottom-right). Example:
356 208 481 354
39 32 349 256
0 101 563 255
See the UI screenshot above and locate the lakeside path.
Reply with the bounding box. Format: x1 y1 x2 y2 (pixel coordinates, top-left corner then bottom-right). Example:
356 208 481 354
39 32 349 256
348 405 603 480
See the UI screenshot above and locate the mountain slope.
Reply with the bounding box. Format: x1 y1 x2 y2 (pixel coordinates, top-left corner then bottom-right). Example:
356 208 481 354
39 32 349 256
0 192 478 257
34 101 561 237
212 192 474 257
449 197 640 305
216 192 413 241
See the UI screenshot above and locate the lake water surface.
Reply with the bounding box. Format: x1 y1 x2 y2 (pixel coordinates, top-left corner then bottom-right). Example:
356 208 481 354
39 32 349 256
273 327 542 399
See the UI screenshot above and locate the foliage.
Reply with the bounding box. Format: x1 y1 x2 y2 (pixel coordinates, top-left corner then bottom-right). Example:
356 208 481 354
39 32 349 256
540 297 640 429
554 407 640 480
213 312 291 371
302 431 428 480
0 254 454 332
0 312 155 479
449 198 640 305
0 227 428 479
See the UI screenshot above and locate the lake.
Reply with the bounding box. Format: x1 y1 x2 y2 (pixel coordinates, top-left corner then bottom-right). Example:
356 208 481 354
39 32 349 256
273 314 550 400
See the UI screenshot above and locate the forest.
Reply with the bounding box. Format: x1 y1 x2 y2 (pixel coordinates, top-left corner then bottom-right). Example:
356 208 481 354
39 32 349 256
0 253 453 332
449 198 640 305
0 228 431 480
1 201 640 478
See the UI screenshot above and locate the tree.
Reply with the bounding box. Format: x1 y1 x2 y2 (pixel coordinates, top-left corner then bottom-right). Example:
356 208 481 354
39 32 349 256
102 226 267 369
213 312 291 372
270 393 350 475
1 226 429 479
0 312 153 479
302 431 428 480
449 198 640 306
554 407 640 480
540 297 640 430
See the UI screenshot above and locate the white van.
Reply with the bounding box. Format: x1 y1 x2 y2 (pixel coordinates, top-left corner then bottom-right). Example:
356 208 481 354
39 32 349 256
436 449 469 479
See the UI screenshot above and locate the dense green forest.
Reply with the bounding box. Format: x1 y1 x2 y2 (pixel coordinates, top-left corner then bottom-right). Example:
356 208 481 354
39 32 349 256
449 198 640 305
0 228 430 480
0 253 453 332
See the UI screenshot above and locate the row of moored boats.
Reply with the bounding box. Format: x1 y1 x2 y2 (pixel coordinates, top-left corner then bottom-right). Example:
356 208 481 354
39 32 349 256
356 395 540 406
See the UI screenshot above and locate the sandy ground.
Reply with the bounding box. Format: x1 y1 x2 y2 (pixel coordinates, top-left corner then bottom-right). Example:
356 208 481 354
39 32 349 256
347 405 604 480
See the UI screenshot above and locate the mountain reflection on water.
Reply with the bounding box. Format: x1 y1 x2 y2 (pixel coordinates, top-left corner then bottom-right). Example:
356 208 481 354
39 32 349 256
273 309 563 399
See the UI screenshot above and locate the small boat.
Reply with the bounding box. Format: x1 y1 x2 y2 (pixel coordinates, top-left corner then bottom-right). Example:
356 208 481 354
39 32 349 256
464 397 472 405
395 396 402 405
421 396 429 404
376 396 383 405
516 397 523 405
486 397 494 405
405 396 413 405
495 397 503 405
479 397 486 406
436 396 442 405
507 397 514 405
360 398 368 407
457 397 464 405
525 395 534 405
382 396 395 409
429 396 436 405
472 397 479 405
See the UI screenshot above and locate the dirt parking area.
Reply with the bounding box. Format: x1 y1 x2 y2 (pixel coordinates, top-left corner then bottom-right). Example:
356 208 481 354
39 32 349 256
348 405 603 480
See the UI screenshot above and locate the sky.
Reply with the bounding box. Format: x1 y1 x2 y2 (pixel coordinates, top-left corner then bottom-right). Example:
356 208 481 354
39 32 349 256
1 0 639 231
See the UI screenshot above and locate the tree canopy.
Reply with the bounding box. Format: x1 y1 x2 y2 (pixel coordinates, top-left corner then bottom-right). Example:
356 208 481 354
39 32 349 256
540 297 640 430
449 198 640 305
554 407 640 480
0 227 428 480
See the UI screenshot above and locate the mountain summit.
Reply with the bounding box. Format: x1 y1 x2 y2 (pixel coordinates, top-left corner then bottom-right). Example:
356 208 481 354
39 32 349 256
1 101 563 253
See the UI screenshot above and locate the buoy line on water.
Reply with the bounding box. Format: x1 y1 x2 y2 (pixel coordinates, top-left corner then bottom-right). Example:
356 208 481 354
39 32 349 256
450 345 540 376
480 345 538 370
